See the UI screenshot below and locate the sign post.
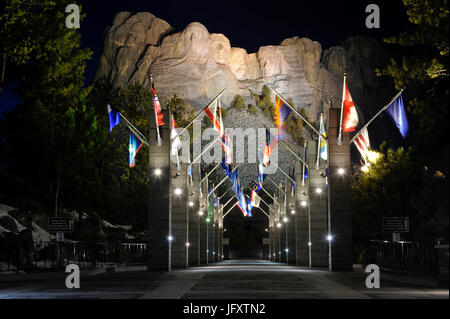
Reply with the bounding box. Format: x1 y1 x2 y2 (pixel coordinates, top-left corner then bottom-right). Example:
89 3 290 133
383 217 409 243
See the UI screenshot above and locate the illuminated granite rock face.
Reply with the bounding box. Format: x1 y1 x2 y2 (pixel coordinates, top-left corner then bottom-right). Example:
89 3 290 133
96 12 341 122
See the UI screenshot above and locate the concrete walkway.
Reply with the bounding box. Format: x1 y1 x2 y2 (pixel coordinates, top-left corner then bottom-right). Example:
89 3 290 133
0 260 447 299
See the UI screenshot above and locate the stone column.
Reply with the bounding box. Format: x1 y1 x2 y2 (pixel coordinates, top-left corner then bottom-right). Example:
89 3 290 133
308 141 328 267
213 204 218 263
273 195 281 262
268 204 274 261
279 187 287 264
170 160 189 269
218 204 224 261
199 177 208 264
286 173 297 265
148 110 171 271
188 163 200 267
328 108 353 271
295 158 310 266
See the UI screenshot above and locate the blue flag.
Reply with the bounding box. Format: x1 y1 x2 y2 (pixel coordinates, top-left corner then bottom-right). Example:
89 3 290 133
220 160 232 178
386 94 409 138
108 104 121 132
303 148 309 180
129 131 143 168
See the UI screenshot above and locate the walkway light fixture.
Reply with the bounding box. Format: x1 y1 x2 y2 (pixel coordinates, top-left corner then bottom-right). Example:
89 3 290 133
315 188 322 194
301 200 307 207
283 217 288 223
277 223 282 228
338 168 345 175
291 210 295 215
175 188 182 195
186 242 190 247
198 211 204 216
154 168 162 176
189 201 194 207
308 242 312 246
167 235 173 242
327 234 333 242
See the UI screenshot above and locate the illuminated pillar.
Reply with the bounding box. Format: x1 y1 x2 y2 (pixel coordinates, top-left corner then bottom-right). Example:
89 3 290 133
308 141 328 267
218 204 223 261
295 159 310 266
328 108 353 271
188 162 200 267
148 110 171 271
199 177 208 264
286 173 297 265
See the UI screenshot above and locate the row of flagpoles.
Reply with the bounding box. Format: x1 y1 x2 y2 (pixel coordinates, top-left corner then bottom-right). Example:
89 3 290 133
107 73 410 220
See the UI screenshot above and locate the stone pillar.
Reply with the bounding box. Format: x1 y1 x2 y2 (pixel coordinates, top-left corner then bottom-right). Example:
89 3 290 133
218 204 223 261
188 163 200 267
295 158 310 266
273 195 281 262
199 177 208 264
279 187 287 264
213 204 218 263
268 204 274 261
170 160 189 269
286 173 297 265
308 141 328 267
328 108 353 271
148 110 171 271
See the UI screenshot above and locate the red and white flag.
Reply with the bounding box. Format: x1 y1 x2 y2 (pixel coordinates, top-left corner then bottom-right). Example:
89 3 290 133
342 80 359 132
204 98 224 137
152 85 165 127
171 114 182 156
353 127 370 162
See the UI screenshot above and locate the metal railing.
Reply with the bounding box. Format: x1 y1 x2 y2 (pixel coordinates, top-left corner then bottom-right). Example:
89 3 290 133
0 241 147 272
365 240 439 275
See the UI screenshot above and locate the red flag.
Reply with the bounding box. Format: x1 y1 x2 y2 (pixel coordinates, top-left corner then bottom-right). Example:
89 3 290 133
353 127 370 162
204 99 224 137
342 81 358 132
152 85 165 127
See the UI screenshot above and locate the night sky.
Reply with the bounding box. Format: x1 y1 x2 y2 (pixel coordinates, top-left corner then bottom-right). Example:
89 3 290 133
0 0 410 112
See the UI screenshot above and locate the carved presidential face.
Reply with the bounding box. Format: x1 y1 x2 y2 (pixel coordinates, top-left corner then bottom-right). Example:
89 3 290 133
210 34 231 65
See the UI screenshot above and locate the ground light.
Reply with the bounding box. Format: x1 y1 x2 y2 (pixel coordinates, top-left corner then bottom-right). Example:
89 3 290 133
316 188 322 194
185 242 190 247
283 217 288 223
291 210 295 215
188 201 194 207
198 211 204 216
308 242 312 246
167 235 173 242
154 168 162 176
277 223 282 228
338 168 345 175
327 235 333 241
301 201 307 207
175 188 182 195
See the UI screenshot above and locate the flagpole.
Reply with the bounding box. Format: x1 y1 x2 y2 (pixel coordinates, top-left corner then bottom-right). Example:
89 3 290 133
260 185 278 204
316 113 323 169
245 194 270 218
222 195 235 210
219 188 232 200
173 89 227 140
223 201 239 218
190 136 221 165
266 176 286 194
116 110 149 146
150 74 162 146
207 164 240 197
350 89 404 144
199 162 221 185
302 140 307 186
257 146 295 185
270 87 326 140
337 73 346 145
263 124 308 166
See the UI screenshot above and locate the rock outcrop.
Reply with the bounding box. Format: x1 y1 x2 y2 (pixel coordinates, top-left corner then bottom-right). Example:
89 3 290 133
96 12 342 122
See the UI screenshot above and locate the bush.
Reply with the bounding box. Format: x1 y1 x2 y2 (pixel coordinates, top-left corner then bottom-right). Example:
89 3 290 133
231 95 245 110
247 104 257 115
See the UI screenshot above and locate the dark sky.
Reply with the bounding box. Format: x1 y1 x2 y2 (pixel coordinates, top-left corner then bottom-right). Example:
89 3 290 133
1 0 409 113
78 0 410 84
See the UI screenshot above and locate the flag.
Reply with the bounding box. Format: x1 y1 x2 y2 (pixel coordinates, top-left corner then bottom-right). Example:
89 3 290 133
274 95 292 139
204 98 224 138
263 129 279 167
303 146 309 181
342 80 359 132
152 84 165 126
386 94 409 138
258 162 265 185
224 132 233 164
199 169 203 198
237 190 248 217
129 131 143 168
188 164 193 187
353 127 371 162
290 166 296 196
220 159 232 178
214 191 218 207
319 115 328 160
250 189 261 208
247 197 253 218
208 189 214 218
171 114 182 156
107 104 121 132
